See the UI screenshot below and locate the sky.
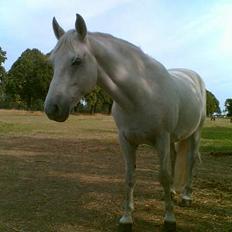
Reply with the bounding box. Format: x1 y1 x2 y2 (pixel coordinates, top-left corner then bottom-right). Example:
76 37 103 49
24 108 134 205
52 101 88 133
0 0 231 110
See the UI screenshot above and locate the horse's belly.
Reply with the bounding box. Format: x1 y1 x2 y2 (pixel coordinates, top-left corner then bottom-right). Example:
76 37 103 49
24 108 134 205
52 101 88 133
112 104 165 145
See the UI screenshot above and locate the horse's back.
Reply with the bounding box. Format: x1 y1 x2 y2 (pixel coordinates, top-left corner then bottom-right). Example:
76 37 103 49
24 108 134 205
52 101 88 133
169 68 205 107
168 68 205 96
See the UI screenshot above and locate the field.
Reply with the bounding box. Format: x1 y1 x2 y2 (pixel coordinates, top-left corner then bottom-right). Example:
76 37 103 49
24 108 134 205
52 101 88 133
0 110 231 232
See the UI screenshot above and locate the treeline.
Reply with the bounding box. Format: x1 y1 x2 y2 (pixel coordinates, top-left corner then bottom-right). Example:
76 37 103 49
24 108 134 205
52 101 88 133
0 46 231 116
206 90 220 116
206 90 232 117
0 47 112 114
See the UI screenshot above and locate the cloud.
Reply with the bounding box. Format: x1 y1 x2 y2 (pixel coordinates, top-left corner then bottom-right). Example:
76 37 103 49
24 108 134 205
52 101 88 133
147 1 232 61
0 0 132 69
1 0 132 35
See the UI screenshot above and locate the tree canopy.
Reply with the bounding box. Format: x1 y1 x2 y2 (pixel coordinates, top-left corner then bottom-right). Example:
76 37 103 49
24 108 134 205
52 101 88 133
82 86 113 114
2 48 113 113
0 47 7 103
5 49 53 109
206 90 220 116
225 98 232 116
0 47 7 82
0 47 226 116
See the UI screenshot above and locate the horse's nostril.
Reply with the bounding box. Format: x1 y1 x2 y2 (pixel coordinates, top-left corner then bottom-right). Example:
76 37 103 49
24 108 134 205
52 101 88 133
44 101 69 122
53 104 59 114
45 102 60 117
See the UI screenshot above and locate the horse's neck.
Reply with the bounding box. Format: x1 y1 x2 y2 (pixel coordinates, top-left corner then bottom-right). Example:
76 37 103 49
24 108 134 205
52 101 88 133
88 33 148 110
88 33 171 111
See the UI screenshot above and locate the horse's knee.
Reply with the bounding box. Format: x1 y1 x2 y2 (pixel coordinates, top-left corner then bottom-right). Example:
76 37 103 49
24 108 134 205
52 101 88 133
125 175 135 191
127 179 135 188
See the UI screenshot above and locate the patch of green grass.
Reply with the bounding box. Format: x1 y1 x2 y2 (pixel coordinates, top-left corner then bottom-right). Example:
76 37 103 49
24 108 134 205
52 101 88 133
201 118 232 153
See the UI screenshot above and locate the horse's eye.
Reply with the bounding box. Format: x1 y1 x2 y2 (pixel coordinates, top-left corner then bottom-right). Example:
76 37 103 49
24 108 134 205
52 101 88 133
71 57 82 66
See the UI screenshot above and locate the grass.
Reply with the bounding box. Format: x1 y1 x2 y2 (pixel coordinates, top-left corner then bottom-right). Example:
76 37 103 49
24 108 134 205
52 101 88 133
0 110 231 232
201 118 232 153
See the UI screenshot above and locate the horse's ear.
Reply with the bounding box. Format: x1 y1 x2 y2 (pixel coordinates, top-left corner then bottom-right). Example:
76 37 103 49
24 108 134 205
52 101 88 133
75 14 87 41
52 17 65 40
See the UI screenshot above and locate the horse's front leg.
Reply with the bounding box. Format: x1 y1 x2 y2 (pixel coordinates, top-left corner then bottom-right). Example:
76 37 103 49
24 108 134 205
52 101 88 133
119 132 137 225
170 142 177 198
156 133 176 231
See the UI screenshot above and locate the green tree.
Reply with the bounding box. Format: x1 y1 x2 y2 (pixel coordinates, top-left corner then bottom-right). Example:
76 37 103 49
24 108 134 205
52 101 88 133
0 47 7 82
82 86 113 114
225 98 232 116
84 86 101 114
5 49 53 110
0 47 7 107
97 88 113 114
206 90 220 116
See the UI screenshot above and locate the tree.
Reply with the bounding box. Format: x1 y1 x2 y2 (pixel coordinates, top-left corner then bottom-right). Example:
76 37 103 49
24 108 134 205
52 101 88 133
97 88 113 114
82 86 113 114
5 49 53 110
206 90 220 116
84 86 101 114
225 98 232 116
0 47 7 105
0 47 7 81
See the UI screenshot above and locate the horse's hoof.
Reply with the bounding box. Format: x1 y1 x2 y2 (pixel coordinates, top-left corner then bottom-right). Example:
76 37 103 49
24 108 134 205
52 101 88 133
179 198 192 207
163 221 176 232
118 223 133 232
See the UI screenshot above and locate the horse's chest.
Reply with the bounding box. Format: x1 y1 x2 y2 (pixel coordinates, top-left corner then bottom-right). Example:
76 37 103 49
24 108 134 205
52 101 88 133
112 104 170 145
123 128 153 145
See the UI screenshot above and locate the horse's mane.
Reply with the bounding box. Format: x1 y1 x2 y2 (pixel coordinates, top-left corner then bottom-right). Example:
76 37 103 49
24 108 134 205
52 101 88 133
89 32 144 54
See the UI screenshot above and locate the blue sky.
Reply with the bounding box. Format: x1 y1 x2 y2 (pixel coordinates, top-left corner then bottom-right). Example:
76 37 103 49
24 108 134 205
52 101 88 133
1 0 231 109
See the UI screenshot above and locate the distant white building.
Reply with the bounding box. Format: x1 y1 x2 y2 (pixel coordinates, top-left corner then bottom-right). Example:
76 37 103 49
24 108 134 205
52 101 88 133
212 112 220 117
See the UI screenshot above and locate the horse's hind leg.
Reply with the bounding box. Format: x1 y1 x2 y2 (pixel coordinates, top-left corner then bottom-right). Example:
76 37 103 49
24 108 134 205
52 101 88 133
118 132 137 226
181 130 201 206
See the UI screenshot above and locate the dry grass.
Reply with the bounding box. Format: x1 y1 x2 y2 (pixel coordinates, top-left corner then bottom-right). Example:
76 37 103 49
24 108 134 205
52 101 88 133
0 110 231 232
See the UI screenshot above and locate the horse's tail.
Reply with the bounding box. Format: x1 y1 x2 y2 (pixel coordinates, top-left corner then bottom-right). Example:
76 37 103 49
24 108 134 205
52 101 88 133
173 140 189 193
173 137 202 193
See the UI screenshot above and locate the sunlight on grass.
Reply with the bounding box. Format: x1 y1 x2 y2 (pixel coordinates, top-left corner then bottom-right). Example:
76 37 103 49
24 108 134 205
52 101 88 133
0 110 231 153
201 118 232 153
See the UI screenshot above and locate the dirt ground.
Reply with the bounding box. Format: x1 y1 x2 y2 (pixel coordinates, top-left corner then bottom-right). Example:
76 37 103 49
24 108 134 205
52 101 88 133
0 111 231 232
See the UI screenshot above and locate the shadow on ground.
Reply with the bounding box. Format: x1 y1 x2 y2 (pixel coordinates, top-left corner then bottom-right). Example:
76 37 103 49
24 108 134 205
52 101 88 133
0 136 231 231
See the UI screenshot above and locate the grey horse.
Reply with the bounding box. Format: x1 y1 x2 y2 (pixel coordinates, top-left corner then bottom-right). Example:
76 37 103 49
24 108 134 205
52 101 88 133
44 14 206 231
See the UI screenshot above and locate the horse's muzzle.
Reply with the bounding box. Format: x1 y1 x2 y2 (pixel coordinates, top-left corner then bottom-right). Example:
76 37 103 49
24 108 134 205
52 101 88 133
44 101 70 122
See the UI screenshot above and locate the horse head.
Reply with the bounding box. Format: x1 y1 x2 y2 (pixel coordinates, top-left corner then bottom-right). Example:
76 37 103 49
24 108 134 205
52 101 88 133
44 14 97 122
